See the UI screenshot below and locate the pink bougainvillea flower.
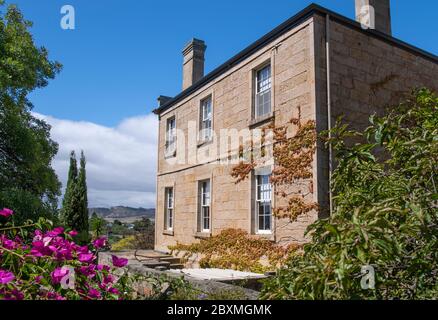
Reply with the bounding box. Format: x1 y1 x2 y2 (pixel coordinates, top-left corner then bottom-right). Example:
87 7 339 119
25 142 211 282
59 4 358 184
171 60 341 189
77 245 89 253
103 274 115 285
0 208 13 218
35 275 43 284
51 267 69 284
68 230 78 237
108 287 120 295
46 227 64 237
111 255 128 268
88 288 101 299
78 253 94 263
92 237 107 249
0 270 15 284
33 230 43 242
96 264 110 272
47 292 66 300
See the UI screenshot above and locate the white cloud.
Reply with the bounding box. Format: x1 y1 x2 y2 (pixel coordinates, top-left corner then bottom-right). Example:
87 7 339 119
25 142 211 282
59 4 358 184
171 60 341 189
33 112 158 208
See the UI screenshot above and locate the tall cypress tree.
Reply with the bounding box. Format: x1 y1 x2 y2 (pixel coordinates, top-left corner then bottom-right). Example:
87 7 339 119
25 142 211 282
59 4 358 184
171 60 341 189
62 150 89 243
76 151 89 238
61 151 77 224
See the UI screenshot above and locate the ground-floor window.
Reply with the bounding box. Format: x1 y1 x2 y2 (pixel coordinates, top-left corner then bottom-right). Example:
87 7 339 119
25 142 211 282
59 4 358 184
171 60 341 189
255 174 272 233
199 179 211 232
165 187 174 231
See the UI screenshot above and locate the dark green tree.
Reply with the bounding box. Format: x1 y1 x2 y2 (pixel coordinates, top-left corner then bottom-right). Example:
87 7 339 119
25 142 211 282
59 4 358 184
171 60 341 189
90 212 106 237
63 151 89 242
60 151 77 223
0 1 62 224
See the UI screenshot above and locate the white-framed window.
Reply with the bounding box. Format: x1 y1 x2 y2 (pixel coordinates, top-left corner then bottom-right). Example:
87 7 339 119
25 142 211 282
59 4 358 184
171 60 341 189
165 187 174 231
256 174 272 234
254 64 272 118
199 180 211 232
165 117 176 156
200 96 212 142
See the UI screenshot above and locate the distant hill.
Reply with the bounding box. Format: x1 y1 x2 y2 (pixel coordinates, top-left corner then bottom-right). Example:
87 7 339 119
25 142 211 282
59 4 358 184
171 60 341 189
88 206 155 219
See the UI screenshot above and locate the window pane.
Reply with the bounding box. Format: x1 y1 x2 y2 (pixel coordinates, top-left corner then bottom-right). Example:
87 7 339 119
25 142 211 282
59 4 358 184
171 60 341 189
255 65 271 117
202 207 210 230
201 98 212 140
256 174 272 232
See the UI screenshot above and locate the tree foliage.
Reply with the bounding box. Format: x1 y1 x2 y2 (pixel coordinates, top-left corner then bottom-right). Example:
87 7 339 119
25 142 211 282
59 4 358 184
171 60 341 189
0 1 62 224
62 151 89 242
261 89 438 300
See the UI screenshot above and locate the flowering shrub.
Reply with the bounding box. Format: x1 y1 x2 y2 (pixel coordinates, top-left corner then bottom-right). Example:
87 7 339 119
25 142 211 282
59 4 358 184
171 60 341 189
0 208 135 300
170 229 301 273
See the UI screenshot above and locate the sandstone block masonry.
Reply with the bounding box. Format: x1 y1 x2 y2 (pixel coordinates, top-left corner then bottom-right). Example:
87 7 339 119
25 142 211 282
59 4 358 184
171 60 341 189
153 4 438 252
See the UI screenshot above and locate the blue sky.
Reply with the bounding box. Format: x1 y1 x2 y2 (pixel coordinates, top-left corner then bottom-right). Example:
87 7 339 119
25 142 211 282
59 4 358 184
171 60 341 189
5 0 437 208
10 0 438 126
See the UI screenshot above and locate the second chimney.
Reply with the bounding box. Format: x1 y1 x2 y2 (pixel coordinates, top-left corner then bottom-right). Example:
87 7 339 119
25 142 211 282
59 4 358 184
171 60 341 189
355 0 392 35
182 38 206 90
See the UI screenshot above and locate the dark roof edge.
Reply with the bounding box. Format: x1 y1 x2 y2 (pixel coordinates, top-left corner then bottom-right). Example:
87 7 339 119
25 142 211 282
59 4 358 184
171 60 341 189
153 3 438 115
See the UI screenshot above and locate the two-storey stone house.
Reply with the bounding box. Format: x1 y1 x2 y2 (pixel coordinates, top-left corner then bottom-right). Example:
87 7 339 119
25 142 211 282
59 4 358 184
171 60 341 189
153 1 438 252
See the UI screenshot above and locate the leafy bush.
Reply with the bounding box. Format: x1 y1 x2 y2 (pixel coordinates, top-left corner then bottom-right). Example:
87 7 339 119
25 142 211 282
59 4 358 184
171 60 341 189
170 229 300 273
111 236 136 251
261 89 438 300
0 208 137 300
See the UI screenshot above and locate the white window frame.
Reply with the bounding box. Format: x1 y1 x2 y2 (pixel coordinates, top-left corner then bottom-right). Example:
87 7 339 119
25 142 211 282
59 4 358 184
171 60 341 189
254 64 272 118
165 187 174 231
200 180 211 233
255 174 272 234
200 96 212 142
165 117 176 156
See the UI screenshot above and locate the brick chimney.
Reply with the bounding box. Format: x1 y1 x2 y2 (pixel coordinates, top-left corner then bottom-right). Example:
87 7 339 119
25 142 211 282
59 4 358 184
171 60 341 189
355 0 392 35
182 38 206 90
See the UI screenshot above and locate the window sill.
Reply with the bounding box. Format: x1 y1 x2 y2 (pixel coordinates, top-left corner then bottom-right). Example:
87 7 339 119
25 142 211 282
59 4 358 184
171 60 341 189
163 230 174 236
255 232 275 241
197 139 213 148
194 232 211 239
164 151 176 159
249 113 274 128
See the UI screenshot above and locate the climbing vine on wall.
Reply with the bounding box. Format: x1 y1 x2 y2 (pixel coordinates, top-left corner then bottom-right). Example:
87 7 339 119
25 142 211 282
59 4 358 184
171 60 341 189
169 229 301 273
231 112 319 223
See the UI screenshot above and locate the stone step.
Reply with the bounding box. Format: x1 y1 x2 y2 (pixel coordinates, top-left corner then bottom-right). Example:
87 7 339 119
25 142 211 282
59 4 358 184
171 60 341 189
159 257 181 264
170 263 184 270
142 260 171 269
136 253 172 260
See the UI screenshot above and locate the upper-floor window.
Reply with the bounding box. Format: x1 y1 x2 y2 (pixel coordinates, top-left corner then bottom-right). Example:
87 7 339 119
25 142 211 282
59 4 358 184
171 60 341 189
254 64 272 118
255 173 272 234
199 179 211 232
165 117 176 156
165 187 174 231
200 96 212 142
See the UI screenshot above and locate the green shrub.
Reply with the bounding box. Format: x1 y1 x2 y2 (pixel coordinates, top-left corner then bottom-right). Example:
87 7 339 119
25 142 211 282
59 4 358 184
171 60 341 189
261 89 438 300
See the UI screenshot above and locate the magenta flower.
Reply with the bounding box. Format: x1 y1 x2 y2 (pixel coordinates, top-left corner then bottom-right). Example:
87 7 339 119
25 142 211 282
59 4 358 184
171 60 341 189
68 230 78 237
47 292 66 300
78 253 94 263
0 270 15 284
46 227 64 237
88 288 101 299
92 237 107 249
108 287 120 295
51 267 69 284
0 208 13 218
111 255 128 268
